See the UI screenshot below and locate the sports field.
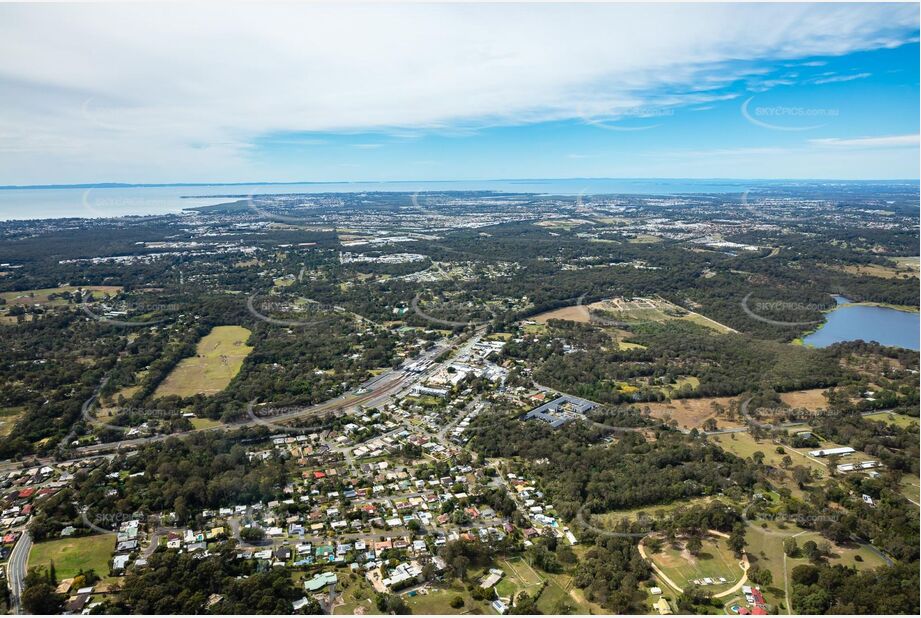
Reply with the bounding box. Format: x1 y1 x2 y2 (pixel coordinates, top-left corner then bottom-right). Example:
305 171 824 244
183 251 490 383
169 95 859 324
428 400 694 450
153 325 253 398
648 536 744 594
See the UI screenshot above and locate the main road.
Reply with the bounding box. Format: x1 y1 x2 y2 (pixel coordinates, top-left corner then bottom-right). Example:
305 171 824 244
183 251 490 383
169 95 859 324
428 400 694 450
0 329 478 473
7 530 32 614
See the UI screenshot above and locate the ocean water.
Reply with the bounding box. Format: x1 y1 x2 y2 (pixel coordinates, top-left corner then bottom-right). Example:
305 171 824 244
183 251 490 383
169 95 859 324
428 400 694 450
0 178 759 221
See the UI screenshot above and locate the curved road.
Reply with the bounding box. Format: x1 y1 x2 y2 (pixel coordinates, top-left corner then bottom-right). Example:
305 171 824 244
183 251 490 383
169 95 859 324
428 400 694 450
7 530 32 614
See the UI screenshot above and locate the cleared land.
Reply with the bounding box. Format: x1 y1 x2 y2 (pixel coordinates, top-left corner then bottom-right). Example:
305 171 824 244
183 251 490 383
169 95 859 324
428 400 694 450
0 406 24 437
532 305 591 324
153 325 253 398
0 285 121 307
831 259 919 280
495 557 544 603
863 411 919 429
29 533 115 579
641 396 743 431
594 496 731 528
778 389 828 410
531 296 734 334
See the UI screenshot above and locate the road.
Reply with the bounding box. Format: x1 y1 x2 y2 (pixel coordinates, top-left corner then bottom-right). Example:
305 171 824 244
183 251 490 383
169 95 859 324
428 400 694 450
7 530 32 614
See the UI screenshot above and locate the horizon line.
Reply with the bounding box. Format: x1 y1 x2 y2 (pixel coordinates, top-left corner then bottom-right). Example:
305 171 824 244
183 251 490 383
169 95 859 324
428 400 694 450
2 176 920 190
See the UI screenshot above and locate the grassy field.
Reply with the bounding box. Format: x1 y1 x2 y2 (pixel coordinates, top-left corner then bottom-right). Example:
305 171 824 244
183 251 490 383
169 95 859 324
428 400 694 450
403 584 486 614
29 534 115 579
710 432 823 473
0 285 121 306
190 417 223 430
330 570 382 615
648 536 743 594
628 234 663 243
679 312 736 334
898 474 920 505
709 432 834 500
744 521 890 612
153 326 253 398
494 556 544 602
535 571 608 615
863 411 919 429
836 263 914 280
593 496 733 528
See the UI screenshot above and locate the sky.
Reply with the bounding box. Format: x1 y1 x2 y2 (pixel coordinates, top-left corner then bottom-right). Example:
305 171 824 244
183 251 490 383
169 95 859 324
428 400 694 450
0 2 919 185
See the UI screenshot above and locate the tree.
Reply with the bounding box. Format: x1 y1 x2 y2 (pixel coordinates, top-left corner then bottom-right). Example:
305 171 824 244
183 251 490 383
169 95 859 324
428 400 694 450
686 536 703 556
748 566 773 587
728 524 746 557
376 593 409 615
21 568 64 615
450 596 465 608
240 526 266 543
783 536 799 557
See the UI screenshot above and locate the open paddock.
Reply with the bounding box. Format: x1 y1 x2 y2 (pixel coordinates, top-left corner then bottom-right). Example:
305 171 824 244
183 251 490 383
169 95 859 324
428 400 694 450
779 389 828 410
153 325 253 398
641 396 743 431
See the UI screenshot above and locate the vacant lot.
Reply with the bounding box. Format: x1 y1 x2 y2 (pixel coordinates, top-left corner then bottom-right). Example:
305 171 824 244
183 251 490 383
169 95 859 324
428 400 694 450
154 325 253 398
642 396 743 431
779 389 828 410
29 534 115 579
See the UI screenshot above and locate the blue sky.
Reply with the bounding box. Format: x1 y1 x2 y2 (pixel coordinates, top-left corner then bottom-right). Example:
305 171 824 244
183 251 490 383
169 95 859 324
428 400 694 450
1 3 918 184
254 43 920 181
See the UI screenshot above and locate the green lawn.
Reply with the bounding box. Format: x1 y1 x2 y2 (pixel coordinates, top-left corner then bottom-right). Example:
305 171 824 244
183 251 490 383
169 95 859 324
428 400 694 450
29 534 115 579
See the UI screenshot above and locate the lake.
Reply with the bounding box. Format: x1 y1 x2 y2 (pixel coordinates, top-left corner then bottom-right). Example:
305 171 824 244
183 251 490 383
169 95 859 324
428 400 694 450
802 297 920 351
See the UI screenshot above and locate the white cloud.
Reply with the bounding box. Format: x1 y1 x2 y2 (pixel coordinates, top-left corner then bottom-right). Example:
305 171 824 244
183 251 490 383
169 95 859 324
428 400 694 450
812 72 872 84
0 2 917 182
810 134 920 148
